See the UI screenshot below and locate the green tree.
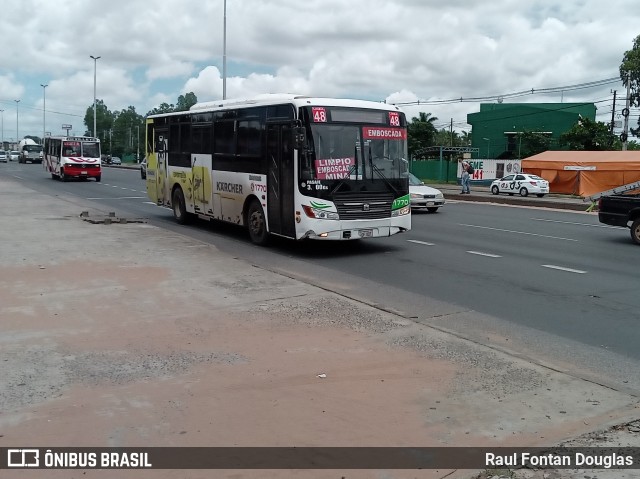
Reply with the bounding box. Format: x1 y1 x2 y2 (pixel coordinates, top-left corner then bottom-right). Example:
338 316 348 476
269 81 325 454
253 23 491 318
176 92 198 112
559 116 616 150
84 99 115 148
433 128 464 147
519 131 552 158
147 92 198 116
620 34 640 137
112 106 144 159
408 112 438 158
146 102 175 116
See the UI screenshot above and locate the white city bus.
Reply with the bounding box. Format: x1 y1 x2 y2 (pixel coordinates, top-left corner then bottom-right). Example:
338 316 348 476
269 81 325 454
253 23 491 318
145 94 411 245
43 136 102 182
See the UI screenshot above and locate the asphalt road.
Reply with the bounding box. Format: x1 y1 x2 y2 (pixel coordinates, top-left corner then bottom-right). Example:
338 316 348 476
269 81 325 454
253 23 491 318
3 161 640 396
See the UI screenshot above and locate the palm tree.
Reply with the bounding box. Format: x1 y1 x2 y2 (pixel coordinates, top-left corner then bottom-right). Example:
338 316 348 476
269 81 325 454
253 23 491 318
408 112 438 158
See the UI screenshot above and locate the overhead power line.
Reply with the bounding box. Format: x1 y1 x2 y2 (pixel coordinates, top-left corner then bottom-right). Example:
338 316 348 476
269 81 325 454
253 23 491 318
393 76 621 107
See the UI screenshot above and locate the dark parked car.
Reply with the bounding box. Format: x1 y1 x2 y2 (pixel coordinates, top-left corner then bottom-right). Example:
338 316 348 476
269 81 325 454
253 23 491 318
598 192 640 244
140 158 147 179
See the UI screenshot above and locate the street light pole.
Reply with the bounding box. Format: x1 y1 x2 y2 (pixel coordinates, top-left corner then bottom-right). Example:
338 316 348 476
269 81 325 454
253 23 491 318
0 109 4 149
40 84 48 144
222 0 227 100
90 55 101 138
15 100 20 145
482 137 490 159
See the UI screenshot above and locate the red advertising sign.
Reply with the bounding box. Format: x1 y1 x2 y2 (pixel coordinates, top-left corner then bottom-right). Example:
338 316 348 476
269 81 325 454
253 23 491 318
362 127 407 140
314 157 355 179
312 107 327 123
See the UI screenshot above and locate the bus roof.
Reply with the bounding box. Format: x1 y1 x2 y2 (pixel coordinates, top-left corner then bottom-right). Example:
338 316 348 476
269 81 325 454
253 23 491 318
147 94 402 119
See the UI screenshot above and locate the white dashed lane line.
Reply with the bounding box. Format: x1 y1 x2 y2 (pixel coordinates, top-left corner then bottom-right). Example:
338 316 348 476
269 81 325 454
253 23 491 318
467 251 502 258
459 223 578 242
541 264 587 274
407 239 435 246
409 241 587 274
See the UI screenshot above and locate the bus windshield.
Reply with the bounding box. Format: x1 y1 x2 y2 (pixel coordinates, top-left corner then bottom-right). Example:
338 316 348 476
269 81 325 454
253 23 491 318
82 142 100 158
301 123 408 182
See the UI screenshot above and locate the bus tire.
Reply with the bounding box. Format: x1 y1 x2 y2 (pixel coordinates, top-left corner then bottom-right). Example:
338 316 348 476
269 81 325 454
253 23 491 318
95 175 101 182
60 170 68 182
247 200 269 245
172 187 191 225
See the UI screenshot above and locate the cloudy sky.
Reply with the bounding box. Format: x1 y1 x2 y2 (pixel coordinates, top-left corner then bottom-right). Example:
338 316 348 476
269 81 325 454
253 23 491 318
1 0 639 142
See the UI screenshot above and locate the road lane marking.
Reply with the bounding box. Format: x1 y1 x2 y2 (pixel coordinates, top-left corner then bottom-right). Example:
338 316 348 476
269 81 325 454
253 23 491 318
467 251 502 258
541 264 587 274
407 239 435 246
532 218 624 229
459 223 578 242
86 196 146 200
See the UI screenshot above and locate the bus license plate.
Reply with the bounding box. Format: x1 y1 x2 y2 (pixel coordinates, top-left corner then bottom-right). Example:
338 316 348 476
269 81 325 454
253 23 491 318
81 171 87 175
358 229 373 238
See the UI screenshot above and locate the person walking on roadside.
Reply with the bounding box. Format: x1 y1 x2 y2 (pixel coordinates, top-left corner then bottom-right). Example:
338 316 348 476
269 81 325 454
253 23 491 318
460 161 471 194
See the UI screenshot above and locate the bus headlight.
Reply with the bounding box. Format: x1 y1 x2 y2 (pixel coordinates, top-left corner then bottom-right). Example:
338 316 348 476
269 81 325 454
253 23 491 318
392 206 411 217
302 205 339 220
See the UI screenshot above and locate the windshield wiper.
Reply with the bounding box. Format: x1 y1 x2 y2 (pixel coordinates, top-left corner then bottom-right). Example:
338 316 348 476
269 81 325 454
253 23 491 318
368 149 399 196
330 145 360 195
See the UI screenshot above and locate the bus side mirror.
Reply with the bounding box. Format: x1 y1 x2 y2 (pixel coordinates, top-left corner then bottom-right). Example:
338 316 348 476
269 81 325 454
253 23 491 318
293 127 306 149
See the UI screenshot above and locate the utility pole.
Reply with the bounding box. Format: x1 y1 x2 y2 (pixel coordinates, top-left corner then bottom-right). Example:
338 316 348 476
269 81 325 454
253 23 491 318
90 55 101 138
610 90 617 134
622 72 631 151
450 118 453 146
222 0 227 99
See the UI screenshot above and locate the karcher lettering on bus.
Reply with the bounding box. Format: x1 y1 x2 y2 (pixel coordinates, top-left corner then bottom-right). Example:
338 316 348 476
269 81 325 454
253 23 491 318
216 182 243 194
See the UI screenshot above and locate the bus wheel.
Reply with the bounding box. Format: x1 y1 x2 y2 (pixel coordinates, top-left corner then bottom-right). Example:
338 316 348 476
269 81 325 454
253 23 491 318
247 200 269 245
172 187 191 225
60 170 67 182
95 175 101 182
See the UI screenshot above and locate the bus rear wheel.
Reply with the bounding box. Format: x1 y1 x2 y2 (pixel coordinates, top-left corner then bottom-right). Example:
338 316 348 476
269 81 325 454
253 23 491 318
172 187 191 225
247 200 269 245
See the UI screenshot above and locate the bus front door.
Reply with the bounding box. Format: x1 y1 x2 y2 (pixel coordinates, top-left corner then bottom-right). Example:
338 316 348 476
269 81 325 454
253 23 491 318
266 123 296 238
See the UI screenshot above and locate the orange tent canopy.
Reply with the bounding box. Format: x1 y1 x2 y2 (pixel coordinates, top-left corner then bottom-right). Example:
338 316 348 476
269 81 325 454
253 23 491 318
522 151 640 197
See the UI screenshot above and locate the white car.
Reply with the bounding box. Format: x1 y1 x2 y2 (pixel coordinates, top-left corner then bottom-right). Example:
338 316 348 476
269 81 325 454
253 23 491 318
111 157 122 165
0 150 6 162
409 173 445 213
9 151 19 161
490 173 549 197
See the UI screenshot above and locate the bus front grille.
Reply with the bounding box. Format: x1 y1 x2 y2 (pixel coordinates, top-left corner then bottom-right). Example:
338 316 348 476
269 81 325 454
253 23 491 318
333 193 394 220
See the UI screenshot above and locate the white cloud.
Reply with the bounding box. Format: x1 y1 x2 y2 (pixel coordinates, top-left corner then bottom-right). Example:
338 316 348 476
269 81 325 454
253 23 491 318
0 0 638 139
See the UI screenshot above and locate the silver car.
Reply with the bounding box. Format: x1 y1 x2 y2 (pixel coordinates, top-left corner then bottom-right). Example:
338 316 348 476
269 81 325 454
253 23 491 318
0 150 6 163
409 173 445 213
